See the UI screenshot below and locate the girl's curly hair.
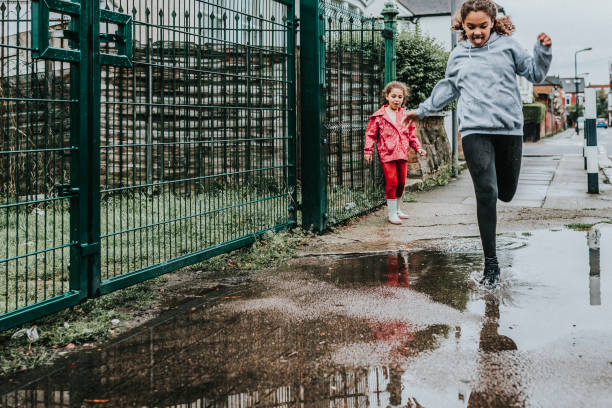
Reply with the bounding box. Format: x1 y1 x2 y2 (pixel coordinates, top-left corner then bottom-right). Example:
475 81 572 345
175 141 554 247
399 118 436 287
380 81 410 106
451 0 515 41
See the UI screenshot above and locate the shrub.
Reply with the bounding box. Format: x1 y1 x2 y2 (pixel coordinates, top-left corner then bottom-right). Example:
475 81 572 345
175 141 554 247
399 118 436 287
523 103 546 124
396 27 450 109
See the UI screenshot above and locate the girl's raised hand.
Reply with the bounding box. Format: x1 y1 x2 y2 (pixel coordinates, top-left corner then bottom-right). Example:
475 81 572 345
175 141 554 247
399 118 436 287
364 153 373 164
403 110 419 126
417 148 427 157
537 33 552 47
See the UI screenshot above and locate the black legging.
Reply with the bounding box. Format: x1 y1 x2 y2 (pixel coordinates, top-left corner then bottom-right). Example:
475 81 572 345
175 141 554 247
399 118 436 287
462 134 522 263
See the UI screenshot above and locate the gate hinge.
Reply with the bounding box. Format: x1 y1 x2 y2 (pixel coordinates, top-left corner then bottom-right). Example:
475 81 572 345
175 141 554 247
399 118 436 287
80 242 100 257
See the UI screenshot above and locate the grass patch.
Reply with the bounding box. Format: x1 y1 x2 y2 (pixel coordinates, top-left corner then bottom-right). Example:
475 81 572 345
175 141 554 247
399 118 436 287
0 183 292 314
402 192 417 203
191 229 309 273
566 223 595 230
0 276 166 376
327 183 386 226
521 232 532 237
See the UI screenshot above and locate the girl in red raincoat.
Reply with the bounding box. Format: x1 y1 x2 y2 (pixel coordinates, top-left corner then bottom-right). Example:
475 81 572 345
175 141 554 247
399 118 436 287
364 81 427 224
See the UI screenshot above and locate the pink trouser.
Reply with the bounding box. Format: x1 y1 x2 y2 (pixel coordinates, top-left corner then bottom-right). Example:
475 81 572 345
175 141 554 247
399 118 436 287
381 160 408 199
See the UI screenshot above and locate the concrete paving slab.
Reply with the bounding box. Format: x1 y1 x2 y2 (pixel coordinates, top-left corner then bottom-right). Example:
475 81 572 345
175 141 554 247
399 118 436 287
543 154 612 210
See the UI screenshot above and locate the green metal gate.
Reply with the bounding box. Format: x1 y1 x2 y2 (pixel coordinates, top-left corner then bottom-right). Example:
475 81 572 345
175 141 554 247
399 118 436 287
0 0 297 331
300 0 396 231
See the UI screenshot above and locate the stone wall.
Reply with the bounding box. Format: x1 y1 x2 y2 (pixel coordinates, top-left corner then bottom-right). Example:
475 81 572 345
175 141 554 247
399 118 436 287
408 114 452 178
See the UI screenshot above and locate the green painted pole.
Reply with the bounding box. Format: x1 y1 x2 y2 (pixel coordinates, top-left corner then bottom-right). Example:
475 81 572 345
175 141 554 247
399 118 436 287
300 0 327 232
287 3 298 226
88 0 102 297
382 1 398 84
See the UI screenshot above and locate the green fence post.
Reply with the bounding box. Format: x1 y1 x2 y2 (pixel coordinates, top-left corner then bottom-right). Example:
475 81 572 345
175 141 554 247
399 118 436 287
69 0 94 301
382 1 398 84
300 0 327 232
287 3 298 226
87 0 102 297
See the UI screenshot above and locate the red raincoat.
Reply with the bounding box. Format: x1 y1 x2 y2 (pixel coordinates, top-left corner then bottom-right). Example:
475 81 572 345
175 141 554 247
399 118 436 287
364 105 422 163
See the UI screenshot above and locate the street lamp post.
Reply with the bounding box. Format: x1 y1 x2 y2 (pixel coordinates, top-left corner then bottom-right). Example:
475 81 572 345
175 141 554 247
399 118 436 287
574 47 592 135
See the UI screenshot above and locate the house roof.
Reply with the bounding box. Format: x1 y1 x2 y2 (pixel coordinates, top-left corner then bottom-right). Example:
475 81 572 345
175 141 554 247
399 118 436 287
398 0 505 17
542 76 562 86
561 77 585 93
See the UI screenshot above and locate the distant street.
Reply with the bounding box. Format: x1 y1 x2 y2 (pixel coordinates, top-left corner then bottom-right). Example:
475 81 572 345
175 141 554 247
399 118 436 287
524 126 612 157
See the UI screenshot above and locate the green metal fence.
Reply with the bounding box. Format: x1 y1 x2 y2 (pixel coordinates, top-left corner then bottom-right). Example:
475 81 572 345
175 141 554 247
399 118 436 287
300 0 395 231
96 0 297 296
0 0 395 331
0 0 297 331
323 2 387 226
0 0 87 329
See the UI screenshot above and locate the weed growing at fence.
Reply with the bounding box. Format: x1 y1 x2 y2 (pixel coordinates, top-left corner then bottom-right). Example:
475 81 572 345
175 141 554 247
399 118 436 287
417 164 454 192
191 229 308 273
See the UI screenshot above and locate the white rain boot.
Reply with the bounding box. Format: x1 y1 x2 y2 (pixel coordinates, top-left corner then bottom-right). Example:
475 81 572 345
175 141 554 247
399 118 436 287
396 197 409 219
387 199 402 224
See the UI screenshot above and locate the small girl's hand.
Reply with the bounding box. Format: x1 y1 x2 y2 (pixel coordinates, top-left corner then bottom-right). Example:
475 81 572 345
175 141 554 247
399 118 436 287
537 33 552 47
403 110 419 126
417 148 427 157
364 153 373 164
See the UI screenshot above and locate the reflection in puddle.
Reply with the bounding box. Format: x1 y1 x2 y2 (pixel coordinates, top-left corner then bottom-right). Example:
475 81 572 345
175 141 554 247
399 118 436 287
1 227 612 407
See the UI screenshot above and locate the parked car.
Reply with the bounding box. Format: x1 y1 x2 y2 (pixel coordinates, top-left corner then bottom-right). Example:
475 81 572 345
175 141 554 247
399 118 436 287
596 118 608 128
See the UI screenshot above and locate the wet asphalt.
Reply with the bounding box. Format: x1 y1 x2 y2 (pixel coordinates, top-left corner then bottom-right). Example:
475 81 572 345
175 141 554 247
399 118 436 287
1 225 611 407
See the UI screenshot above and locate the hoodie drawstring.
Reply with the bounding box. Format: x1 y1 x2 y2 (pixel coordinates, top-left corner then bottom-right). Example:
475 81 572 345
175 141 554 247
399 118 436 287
468 41 490 59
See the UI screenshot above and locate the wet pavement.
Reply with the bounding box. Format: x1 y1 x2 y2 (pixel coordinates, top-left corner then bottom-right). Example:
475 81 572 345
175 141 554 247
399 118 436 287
1 225 612 407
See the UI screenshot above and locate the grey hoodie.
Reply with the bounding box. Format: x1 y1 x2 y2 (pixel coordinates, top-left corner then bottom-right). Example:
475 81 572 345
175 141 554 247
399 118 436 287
416 32 552 137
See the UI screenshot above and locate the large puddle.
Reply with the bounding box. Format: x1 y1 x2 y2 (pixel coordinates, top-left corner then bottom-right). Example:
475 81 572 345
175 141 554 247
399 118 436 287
1 226 612 407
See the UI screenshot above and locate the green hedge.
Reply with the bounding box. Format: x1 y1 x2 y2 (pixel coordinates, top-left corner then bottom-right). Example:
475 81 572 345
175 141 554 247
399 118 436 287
523 103 546 124
396 27 450 109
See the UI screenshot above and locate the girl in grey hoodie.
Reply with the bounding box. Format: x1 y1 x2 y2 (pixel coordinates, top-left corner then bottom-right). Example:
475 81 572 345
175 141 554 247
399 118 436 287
403 0 552 286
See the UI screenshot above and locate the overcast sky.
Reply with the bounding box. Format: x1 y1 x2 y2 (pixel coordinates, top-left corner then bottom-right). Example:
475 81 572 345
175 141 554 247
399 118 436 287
502 0 612 85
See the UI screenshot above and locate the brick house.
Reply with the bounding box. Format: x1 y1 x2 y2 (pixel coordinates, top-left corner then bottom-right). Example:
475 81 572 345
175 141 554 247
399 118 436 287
561 77 586 106
533 76 566 136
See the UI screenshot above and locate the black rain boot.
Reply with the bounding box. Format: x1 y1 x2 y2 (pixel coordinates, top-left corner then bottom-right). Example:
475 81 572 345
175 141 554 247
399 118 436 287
480 256 500 287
